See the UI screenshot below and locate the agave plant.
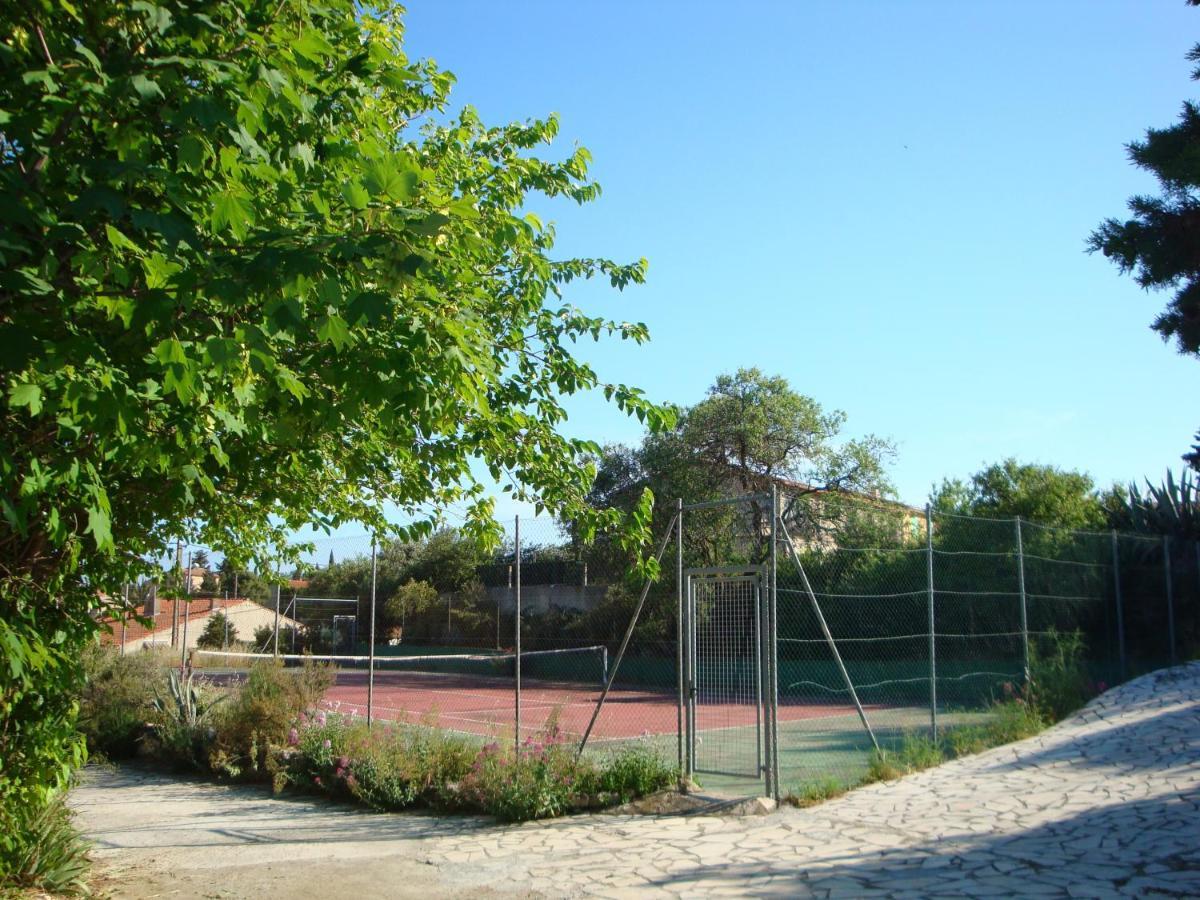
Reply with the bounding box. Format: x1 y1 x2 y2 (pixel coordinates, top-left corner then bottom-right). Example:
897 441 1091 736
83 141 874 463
149 669 226 768
1121 470 1200 540
153 669 223 729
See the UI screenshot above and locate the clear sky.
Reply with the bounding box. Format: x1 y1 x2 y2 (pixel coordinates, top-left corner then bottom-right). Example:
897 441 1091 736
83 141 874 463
395 0 1199 517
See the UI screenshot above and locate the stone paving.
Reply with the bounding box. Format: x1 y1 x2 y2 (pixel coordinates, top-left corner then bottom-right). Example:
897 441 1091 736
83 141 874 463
73 663 1200 898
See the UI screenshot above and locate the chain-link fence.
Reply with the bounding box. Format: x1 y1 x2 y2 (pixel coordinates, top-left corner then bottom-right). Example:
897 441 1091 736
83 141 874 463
102 491 1199 799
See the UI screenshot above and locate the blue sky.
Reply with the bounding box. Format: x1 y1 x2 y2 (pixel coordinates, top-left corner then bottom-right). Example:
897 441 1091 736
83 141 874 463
397 1 1199 517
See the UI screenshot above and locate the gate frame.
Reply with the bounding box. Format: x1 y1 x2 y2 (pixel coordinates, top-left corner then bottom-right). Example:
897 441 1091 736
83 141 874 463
685 566 768 780
679 492 781 799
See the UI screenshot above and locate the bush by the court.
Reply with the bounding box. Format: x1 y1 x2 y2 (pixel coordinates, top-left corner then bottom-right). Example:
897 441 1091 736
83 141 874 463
209 660 334 777
277 712 676 822
77 645 163 758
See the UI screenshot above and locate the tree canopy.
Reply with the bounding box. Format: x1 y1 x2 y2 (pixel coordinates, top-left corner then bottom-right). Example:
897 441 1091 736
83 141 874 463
930 459 1109 531
586 369 895 564
1087 2 1200 469
0 0 665 859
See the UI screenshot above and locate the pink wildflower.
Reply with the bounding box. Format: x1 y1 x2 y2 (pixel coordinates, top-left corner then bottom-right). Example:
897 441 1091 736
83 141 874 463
316 711 327 727
323 739 332 749
287 727 300 747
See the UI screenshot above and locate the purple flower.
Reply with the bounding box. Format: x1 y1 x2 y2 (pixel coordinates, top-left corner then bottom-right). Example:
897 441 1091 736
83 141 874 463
287 728 300 747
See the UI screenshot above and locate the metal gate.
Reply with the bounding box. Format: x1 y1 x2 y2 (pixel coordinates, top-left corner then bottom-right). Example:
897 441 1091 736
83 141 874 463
685 567 769 779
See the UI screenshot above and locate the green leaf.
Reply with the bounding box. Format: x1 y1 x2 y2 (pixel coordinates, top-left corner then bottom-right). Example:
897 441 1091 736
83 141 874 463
317 314 353 351
341 181 369 210
105 224 142 255
177 135 207 172
85 506 112 550
289 142 316 171
131 74 164 101
9 383 42 415
211 191 255 238
293 31 336 62
362 158 419 202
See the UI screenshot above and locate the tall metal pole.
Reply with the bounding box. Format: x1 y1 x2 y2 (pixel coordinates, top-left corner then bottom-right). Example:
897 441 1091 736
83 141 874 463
675 498 684 782
514 515 521 755
1162 536 1176 667
368 539 377 726
1015 518 1030 687
180 547 192 667
223 590 229 649
925 505 937 735
272 582 281 659
121 583 130 656
1111 531 1126 680
769 485 780 802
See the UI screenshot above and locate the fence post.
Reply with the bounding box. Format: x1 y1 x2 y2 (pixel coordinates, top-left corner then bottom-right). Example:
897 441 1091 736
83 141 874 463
223 590 229 649
369 539 377 726
925 505 937 735
1111 532 1126 681
1162 536 1176 667
514 515 521 755
121 583 130 656
272 583 281 659
675 498 685 783
1014 518 1030 687
769 484 780 802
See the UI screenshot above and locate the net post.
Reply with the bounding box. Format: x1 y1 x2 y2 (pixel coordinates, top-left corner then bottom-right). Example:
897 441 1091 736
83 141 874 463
368 538 378 726
514 514 521 756
1015 517 1030 687
675 497 684 784
1162 536 1176 666
577 512 679 760
1111 531 1126 681
925 505 937 736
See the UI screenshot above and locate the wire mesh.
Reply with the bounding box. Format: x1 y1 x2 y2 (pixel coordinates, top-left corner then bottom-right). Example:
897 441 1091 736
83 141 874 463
100 496 1198 799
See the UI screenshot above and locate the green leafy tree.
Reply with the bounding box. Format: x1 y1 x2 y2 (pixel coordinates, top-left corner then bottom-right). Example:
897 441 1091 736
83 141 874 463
196 611 236 649
0 0 665 873
930 459 1107 530
1087 2 1200 469
586 369 895 564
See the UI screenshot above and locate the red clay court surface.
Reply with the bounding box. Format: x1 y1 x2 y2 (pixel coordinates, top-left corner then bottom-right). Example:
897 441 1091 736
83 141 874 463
323 670 873 741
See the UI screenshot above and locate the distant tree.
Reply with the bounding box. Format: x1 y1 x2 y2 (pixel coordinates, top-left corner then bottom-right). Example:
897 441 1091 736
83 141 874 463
327 550 336 570
586 369 895 564
930 459 1107 530
384 579 439 638
1088 4 1200 470
196 612 236 649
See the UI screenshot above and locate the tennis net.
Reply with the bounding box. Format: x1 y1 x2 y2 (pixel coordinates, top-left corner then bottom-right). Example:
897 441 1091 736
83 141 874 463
192 644 609 687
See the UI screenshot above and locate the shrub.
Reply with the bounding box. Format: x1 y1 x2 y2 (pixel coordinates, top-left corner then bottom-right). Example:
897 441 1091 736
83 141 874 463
77 645 162 758
592 743 676 804
459 735 587 821
1027 628 1092 722
149 670 225 769
0 792 91 897
209 660 333 776
196 612 237 650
